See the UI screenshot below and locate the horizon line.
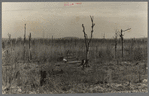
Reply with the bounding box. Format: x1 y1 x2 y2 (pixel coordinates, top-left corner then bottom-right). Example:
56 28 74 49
2 37 148 40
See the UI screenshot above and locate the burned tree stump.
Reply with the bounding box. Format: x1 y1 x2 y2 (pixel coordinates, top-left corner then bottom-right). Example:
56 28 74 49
79 59 90 68
40 70 47 86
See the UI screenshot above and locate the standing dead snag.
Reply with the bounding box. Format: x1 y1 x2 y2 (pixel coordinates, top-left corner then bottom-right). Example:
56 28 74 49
24 24 26 63
28 33 32 61
7 33 11 48
7 33 13 53
119 28 131 59
114 30 118 60
81 16 95 68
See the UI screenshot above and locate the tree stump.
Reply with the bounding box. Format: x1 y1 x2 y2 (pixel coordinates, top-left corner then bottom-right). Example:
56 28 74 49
40 70 47 86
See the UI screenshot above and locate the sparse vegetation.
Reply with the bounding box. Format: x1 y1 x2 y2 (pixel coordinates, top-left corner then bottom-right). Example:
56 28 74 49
2 36 148 94
2 1 148 94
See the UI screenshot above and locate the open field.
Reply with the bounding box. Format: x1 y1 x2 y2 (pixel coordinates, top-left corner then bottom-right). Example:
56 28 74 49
2 38 148 94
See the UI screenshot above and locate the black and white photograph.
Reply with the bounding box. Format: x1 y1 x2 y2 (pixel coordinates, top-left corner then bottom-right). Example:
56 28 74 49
2 2 148 94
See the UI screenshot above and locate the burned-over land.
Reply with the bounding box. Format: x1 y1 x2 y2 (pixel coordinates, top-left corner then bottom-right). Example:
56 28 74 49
2 37 148 94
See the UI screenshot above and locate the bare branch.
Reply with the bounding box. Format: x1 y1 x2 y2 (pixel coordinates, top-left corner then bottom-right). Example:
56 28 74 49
122 28 131 32
88 16 95 45
90 16 93 22
82 24 88 48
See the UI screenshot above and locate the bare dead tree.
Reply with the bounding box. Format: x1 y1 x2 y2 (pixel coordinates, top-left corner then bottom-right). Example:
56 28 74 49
24 24 26 63
81 16 95 68
28 33 32 61
119 28 131 59
114 30 118 60
7 33 11 47
7 33 13 53
8 33 11 41
24 24 26 45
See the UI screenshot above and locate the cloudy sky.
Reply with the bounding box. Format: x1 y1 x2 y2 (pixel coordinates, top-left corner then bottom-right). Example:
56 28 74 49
2 2 148 39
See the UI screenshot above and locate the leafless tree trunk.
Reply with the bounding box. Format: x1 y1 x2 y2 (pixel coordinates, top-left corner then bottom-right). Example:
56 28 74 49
24 24 26 63
28 33 32 61
120 29 124 59
114 30 118 59
81 16 95 68
119 28 131 59
8 33 11 48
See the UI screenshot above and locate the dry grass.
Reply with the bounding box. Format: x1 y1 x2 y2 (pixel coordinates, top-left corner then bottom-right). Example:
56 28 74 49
2 38 148 94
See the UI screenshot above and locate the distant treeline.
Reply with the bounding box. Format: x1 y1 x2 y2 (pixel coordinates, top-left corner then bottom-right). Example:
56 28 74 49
2 37 147 46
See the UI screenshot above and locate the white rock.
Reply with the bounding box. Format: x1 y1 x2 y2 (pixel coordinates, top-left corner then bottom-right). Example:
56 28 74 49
63 58 67 62
18 88 22 92
29 91 36 94
143 79 148 83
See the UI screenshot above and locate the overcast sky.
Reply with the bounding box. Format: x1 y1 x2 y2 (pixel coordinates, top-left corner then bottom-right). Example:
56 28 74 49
2 2 148 39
